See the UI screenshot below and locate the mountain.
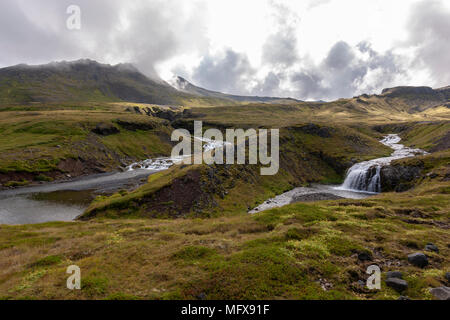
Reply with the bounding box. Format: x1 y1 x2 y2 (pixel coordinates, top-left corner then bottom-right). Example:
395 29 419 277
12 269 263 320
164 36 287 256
0 60 298 106
0 59 192 105
377 85 450 112
171 76 300 104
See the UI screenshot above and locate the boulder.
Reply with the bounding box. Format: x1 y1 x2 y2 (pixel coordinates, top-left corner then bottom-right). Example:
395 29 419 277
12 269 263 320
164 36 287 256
386 278 408 292
386 271 403 279
357 252 373 262
380 165 422 192
424 243 439 253
430 286 450 300
445 272 450 283
407 252 428 268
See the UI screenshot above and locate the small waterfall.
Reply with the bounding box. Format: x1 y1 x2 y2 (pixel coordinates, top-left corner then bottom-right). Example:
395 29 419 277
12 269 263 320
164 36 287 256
126 137 230 172
337 134 427 193
340 163 381 193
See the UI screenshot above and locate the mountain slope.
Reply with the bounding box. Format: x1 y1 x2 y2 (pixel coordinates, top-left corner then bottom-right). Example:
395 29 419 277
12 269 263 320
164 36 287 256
378 86 450 112
172 76 300 104
0 59 193 105
0 60 299 106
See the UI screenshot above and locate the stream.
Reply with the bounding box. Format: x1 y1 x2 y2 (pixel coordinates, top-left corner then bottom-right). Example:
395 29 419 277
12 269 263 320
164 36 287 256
0 138 224 225
0 134 425 224
249 134 427 213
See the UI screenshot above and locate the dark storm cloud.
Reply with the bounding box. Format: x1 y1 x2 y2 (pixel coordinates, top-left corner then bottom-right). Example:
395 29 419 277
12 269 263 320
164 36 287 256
192 49 255 95
407 0 450 85
0 0 208 79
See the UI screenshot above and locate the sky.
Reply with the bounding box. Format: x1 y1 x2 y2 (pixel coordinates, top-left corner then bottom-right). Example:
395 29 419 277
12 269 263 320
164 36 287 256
0 0 449 101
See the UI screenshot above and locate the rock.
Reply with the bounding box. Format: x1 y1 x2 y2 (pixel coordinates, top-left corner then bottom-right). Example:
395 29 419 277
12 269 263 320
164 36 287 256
357 280 365 288
429 286 450 300
424 243 439 253
386 278 408 292
445 272 450 283
290 192 344 203
381 86 436 98
386 271 403 279
357 252 373 262
196 292 207 300
397 296 411 300
407 252 429 268
380 165 422 192
116 120 156 131
296 123 333 138
426 172 438 179
92 123 120 136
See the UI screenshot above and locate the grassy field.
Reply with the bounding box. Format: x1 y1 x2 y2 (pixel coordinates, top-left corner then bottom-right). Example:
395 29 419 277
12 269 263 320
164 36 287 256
0 103 175 186
80 123 392 219
0 165 448 299
0 96 448 300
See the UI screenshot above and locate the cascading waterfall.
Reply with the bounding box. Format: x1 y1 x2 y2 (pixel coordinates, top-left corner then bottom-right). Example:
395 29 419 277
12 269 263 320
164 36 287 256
336 134 427 193
339 161 382 193
126 137 230 171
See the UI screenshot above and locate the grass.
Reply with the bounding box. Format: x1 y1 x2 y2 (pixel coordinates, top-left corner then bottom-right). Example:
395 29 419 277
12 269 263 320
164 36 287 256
0 175 447 300
0 94 448 300
0 103 173 185
82 123 392 219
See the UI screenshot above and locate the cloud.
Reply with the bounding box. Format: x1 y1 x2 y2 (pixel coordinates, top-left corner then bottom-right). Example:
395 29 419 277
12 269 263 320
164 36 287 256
307 0 332 10
0 0 447 100
288 41 407 100
261 1 300 68
192 49 256 95
0 0 208 79
407 0 450 86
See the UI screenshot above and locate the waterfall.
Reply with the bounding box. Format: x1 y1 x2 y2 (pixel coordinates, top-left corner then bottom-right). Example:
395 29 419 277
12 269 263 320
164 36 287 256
340 162 381 193
336 134 427 193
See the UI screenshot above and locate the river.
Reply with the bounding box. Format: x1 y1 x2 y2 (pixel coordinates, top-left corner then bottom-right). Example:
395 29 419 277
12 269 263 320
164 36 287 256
0 134 425 224
249 134 427 213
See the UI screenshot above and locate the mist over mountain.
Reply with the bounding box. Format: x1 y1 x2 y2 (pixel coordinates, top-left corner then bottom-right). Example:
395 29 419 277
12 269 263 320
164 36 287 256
0 60 301 105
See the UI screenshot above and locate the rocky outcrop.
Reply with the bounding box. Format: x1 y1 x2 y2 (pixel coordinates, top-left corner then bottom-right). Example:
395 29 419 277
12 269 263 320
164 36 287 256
294 123 334 138
125 106 187 122
92 123 120 136
380 164 422 192
381 86 436 97
116 120 156 131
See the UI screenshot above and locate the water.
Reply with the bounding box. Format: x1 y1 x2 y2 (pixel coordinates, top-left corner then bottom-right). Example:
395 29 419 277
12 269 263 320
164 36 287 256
0 134 425 224
336 134 427 193
125 137 230 171
249 134 426 213
0 138 228 225
0 169 159 225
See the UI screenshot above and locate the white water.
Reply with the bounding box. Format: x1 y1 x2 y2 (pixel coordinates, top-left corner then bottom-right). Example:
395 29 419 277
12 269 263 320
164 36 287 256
335 134 427 193
125 137 230 171
249 133 427 214
0 137 230 225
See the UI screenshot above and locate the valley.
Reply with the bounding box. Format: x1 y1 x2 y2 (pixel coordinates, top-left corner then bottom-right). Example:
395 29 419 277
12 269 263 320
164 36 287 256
0 60 448 300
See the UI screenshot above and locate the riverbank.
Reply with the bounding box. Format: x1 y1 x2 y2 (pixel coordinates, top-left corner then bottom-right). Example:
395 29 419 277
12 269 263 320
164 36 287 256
1 171 448 300
249 134 426 213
